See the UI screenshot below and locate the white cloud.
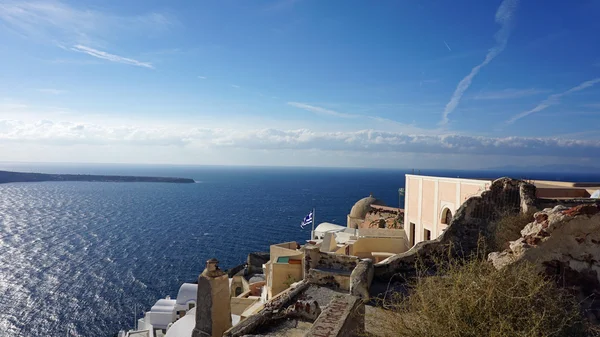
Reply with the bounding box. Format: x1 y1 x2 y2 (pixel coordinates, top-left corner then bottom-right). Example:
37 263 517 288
0 1 173 46
507 77 600 124
472 88 549 100
37 88 67 95
441 0 519 125
71 45 153 69
1 119 600 159
198 76 207 79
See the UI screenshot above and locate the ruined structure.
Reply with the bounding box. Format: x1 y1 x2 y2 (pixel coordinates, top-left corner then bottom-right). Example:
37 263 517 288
488 203 600 323
192 258 232 337
375 177 537 280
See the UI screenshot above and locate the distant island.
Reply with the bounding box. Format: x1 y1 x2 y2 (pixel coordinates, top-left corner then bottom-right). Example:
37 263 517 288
0 170 195 184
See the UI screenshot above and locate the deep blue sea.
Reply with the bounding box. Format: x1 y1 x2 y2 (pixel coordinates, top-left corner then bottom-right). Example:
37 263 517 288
2 163 600 336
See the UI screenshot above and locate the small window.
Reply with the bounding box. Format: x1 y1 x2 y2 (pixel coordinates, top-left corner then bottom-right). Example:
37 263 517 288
441 208 453 225
188 302 195 310
410 223 416 246
424 229 431 241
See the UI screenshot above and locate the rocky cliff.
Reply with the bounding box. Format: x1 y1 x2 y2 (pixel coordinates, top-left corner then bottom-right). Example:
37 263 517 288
488 203 600 323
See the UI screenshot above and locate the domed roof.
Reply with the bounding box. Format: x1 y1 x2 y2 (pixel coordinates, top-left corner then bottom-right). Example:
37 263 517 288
349 195 385 219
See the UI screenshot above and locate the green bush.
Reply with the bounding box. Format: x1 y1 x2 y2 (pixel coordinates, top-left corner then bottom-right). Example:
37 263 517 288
377 257 586 337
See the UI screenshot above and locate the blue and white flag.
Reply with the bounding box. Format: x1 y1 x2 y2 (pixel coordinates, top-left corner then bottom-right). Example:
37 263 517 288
301 210 313 228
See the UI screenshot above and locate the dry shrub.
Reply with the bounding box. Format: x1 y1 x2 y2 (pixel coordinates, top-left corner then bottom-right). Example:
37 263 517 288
487 212 533 252
378 257 586 337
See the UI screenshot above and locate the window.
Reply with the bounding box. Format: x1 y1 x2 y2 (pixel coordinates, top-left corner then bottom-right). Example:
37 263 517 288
441 208 453 224
410 223 416 246
188 302 195 310
424 229 431 241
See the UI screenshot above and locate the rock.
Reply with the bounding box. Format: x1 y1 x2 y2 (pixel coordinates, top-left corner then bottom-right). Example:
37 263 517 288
509 238 528 256
561 204 600 217
225 264 246 278
487 251 517 270
487 205 600 324
247 252 270 275
350 259 374 300
552 205 569 213
520 221 543 238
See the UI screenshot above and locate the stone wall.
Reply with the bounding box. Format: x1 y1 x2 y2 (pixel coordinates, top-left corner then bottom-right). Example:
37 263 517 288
316 252 360 271
488 203 600 323
307 269 351 291
374 178 537 280
304 294 365 337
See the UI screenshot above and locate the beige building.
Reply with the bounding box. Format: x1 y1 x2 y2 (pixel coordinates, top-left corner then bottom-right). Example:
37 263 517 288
263 241 304 300
404 174 490 246
405 174 600 247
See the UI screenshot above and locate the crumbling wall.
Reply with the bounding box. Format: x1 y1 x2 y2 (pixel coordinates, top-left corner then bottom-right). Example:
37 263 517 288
374 178 537 280
316 252 360 271
488 203 600 323
307 269 351 290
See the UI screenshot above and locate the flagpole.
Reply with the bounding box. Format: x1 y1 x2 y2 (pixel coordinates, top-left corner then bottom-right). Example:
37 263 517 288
312 207 315 240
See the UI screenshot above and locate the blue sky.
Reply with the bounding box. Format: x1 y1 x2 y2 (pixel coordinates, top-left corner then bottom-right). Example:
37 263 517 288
1 0 600 169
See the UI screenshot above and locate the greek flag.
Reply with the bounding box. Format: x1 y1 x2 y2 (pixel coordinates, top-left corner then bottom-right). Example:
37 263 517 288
301 210 313 229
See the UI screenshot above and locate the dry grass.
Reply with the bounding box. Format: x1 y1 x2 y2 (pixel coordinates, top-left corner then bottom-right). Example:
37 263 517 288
375 257 587 337
487 212 533 252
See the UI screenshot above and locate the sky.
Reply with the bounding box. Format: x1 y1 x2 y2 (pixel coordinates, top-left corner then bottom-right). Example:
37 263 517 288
1 0 600 170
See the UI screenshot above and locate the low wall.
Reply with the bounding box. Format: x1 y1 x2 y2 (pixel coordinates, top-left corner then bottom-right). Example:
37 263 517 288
230 297 258 316
316 252 360 271
307 269 351 291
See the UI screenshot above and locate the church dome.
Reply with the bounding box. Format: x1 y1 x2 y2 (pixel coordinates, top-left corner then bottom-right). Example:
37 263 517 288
349 195 385 219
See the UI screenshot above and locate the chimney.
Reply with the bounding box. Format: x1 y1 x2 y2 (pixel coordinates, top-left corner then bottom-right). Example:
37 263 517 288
192 258 232 337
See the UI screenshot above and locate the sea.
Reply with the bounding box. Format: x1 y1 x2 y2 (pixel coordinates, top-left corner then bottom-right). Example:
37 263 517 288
1 163 600 336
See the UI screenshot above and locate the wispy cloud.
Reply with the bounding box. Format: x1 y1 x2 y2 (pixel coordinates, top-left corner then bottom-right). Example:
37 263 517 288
71 45 153 69
37 88 67 95
443 41 452 52
506 78 600 124
287 102 358 118
441 0 519 125
0 1 174 52
472 88 549 100
231 84 240 88
198 76 207 79
0 1 173 42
